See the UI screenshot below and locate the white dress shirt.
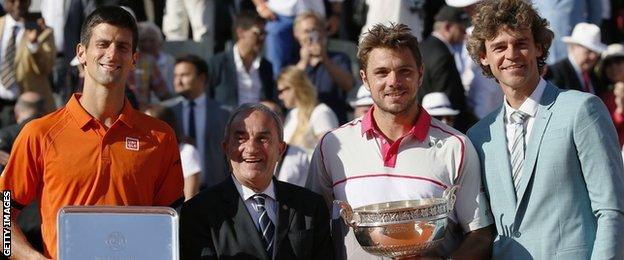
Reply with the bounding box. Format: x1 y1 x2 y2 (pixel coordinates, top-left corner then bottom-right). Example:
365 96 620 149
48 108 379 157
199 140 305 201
503 78 547 155
232 176 278 232
233 44 262 105
40 0 66 53
0 15 28 100
182 93 207 174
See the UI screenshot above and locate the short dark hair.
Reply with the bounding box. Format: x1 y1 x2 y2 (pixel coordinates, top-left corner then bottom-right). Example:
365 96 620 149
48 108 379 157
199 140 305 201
175 54 208 77
467 0 554 77
233 10 265 31
80 6 139 53
357 23 422 71
224 103 284 142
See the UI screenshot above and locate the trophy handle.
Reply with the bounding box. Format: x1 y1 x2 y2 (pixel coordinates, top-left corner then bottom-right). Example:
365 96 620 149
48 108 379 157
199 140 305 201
335 200 359 228
443 185 458 210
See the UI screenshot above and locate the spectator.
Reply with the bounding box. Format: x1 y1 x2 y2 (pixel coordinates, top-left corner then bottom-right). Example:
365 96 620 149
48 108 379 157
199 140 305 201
180 103 333 260
360 0 425 42
422 92 459 127
208 11 276 110
0 91 44 166
0 7 184 258
163 54 231 189
534 0 603 64
419 5 474 132
293 11 353 123
277 66 338 155
546 23 608 96
598 43 624 146
252 0 344 77
348 84 373 119
138 21 176 94
0 0 56 127
162 0 214 43
261 100 310 187
145 104 201 200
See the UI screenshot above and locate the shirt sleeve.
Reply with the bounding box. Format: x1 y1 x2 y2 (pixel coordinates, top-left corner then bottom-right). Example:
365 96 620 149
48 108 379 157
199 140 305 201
305 133 335 212
154 132 184 206
0 123 44 209
180 143 201 178
453 136 494 233
310 105 339 137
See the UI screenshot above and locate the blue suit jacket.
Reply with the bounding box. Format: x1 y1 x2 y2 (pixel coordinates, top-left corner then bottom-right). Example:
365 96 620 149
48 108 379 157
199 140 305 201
467 82 624 259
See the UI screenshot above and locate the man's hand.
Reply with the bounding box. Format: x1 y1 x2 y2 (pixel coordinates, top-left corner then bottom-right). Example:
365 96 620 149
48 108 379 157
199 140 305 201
25 18 47 44
614 82 624 114
256 4 276 20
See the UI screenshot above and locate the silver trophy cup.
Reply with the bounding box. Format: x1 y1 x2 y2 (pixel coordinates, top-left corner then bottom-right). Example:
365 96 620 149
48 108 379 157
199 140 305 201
336 186 457 259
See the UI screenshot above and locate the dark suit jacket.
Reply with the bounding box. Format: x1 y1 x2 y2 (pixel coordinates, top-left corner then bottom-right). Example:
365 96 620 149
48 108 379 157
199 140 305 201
163 96 231 188
419 36 475 132
546 58 605 96
207 49 276 109
180 177 334 260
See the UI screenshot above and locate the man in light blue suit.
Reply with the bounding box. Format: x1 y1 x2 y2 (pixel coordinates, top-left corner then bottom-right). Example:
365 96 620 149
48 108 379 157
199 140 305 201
466 0 624 259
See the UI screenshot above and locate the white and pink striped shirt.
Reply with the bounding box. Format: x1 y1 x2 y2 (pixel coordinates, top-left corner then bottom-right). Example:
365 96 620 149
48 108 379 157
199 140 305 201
307 106 493 258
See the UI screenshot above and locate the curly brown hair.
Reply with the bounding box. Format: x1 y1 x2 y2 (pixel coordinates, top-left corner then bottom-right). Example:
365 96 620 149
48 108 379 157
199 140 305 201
466 0 554 78
357 23 422 71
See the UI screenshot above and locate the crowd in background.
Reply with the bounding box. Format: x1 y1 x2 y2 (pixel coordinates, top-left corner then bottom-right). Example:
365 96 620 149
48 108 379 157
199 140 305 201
1 0 624 254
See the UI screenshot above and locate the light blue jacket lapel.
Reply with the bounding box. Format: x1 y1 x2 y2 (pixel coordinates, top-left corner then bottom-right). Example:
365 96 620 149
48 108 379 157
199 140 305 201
515 83 557 208
491 107 518 206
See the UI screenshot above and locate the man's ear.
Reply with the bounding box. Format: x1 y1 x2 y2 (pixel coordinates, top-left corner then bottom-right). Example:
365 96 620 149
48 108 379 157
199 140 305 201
131 51 138 69
278 141 286 157
360 69 369 91
76 43 87 66
480 53 489 67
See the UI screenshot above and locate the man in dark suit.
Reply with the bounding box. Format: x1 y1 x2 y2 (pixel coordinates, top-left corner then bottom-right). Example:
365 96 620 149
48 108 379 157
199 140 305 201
546 22 607 96
163 54 231 189
180 103 333 260
419 5 475 132
207 11 276 110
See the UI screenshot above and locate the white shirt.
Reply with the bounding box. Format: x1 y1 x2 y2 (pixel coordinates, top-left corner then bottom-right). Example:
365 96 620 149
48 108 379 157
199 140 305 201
276 144 310 187
182 93 207 175
232 176 278 232
283 103 338 153
40 0 66 53
0 15 28 100
232 44 262 105
179 143 201 178
267 0 342 18
503 78 547 155
361 0 424 41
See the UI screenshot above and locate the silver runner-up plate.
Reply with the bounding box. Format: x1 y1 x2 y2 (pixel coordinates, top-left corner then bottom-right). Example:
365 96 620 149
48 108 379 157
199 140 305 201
57 206 179 260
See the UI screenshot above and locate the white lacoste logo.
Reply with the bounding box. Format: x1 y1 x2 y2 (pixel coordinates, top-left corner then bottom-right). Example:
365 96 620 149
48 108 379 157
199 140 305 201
125 137 139 151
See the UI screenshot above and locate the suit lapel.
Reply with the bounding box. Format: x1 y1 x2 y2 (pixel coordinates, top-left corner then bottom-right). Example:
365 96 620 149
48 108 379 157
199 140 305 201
222 178 269 259
273 180 294 257
490 107 518 206
226 50 239 102
515 83 556 208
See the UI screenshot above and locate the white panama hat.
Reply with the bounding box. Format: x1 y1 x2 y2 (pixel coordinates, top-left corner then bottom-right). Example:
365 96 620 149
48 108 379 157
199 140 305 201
422 92 460 116
349 85 374 108
562 23 607 54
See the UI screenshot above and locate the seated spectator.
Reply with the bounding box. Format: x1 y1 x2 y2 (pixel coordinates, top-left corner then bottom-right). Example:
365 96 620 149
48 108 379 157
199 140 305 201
138 21 176 94
294 11 353 123
144 105 201 200
598 43 624 146
0 91 45 168
546 23 607 96
129 22 172 110
208 11 276 110
261 100 310 187
349 84 373 119
422 92 460 127
277 66 338 154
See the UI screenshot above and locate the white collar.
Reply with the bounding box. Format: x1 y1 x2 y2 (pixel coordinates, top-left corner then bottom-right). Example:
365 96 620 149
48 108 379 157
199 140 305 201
233 44 261 72
4 15 24 31
504 77 547 121
184 92 207 106
232 175 276 201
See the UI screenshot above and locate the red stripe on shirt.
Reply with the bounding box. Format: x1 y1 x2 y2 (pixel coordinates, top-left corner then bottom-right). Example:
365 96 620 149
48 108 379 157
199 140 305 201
332 173 448 189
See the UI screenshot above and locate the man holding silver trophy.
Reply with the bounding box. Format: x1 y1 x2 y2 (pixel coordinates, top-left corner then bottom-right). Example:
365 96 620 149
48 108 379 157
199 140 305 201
306 23 495 259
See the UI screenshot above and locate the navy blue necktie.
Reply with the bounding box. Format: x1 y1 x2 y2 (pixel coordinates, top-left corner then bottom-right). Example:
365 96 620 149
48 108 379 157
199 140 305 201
253 194 275 256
